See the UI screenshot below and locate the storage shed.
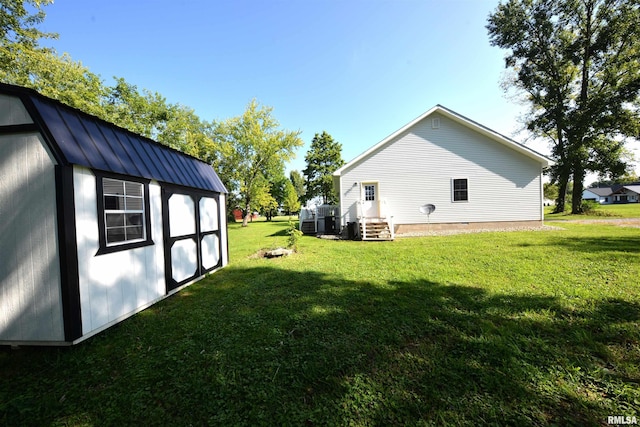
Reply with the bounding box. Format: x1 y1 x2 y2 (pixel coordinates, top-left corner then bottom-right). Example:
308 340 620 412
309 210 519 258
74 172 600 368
0 83 228 345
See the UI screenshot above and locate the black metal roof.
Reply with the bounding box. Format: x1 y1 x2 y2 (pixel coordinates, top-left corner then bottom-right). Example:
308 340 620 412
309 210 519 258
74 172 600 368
1 83 227 193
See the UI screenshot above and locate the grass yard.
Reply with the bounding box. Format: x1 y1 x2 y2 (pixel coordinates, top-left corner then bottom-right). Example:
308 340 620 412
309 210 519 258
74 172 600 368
1 218 639 426
545 202 640 220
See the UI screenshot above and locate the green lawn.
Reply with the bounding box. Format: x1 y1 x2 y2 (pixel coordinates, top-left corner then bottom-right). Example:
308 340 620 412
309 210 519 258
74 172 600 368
1 218 639 426
545 202 640 220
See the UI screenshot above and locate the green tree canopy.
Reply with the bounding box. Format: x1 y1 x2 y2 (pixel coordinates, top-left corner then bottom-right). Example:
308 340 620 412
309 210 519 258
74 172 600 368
282 179 301 215
487 0 640 213
0 0 56 72
303 131 344 205
211 100 303 226
289 170 306 204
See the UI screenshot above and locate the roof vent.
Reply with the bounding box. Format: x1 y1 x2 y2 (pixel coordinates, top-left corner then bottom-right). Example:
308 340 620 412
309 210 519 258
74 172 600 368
432 118 440 129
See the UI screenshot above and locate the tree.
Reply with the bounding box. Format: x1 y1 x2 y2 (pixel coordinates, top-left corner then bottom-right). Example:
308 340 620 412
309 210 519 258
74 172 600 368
487 0 640 214
543 182 559 202
282 179 301 215
1 48 108 117
303 131 344 205
211 100 303 226
0 0 56 73
588 169 640 187
289 170 306 204
253 178 279 221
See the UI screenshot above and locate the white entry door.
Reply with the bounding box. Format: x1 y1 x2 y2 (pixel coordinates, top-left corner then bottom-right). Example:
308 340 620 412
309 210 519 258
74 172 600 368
361 182 379 217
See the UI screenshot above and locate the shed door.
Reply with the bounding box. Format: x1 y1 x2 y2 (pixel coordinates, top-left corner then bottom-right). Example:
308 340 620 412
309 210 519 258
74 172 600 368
162 188 223 293
361 182 379 218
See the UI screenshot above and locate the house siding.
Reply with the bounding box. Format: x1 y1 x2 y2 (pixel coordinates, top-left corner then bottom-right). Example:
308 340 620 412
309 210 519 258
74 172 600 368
73 167 165 338
0 132 64 342
339 113 543 226
582 190 607 204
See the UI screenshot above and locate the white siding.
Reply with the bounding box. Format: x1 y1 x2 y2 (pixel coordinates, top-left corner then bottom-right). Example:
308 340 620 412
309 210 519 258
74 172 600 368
0 94 32 126
339 113 543 225
582 190 607 204
0 132 64 342
73 167 165 337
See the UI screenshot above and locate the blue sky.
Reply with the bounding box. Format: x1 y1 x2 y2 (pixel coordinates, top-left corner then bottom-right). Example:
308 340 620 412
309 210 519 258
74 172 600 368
40 0 638 178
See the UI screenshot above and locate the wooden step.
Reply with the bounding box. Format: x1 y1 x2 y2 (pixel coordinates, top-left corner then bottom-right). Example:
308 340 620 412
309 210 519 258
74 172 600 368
359 221 393 240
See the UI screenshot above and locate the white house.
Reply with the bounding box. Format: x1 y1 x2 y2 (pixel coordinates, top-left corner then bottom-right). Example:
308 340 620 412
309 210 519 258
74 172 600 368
332 105 553 239
0 84 228 345
583 184 640 204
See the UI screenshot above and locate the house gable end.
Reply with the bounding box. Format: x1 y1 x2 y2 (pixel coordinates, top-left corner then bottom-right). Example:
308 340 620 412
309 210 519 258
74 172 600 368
334 105 553 178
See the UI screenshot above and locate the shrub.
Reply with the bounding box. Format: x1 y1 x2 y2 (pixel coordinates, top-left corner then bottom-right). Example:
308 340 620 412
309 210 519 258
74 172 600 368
581 200 615 216
286 220 303 250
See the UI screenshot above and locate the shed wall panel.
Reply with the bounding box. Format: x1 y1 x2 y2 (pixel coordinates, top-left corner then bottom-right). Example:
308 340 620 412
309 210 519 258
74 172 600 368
340 113 543 225
0 133 64 342
0 94 33 126
219 193 229 267
73 167 165 336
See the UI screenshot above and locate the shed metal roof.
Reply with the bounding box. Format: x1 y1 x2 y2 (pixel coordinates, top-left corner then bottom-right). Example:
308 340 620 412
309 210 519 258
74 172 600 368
1 83 227 193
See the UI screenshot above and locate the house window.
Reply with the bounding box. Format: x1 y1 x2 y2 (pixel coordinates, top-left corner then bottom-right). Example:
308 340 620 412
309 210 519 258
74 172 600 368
452 178 468 202
364 185 375 201
96 174 153 254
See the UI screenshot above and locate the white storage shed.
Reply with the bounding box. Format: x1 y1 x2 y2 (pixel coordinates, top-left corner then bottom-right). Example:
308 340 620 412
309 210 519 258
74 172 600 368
0 83 228 345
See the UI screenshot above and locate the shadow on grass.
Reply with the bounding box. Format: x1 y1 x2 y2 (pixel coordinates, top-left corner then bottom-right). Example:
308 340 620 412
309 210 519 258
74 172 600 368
554 235 640 254
519 233 640 258
1 266 639 426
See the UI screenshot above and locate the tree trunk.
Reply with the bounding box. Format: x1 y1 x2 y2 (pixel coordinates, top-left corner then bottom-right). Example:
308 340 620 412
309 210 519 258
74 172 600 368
571 159 585 214
242 200 251 227
569 0 593 215
552 119 568 214
554 174 569 213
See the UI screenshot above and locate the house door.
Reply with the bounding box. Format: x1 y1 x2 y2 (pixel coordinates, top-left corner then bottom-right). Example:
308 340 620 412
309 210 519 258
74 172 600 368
361 182 380 218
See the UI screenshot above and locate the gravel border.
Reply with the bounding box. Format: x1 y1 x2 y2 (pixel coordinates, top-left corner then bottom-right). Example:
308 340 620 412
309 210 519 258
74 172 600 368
396 224 565 237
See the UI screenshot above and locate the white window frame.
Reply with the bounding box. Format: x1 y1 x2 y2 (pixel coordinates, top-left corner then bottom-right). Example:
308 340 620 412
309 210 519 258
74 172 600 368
96 173 153 255
102 178 146 246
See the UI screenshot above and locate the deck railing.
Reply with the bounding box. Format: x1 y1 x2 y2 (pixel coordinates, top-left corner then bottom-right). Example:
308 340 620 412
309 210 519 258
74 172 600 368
299 205 339 234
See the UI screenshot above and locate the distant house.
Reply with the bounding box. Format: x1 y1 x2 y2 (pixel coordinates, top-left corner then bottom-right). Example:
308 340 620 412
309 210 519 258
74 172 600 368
583 184 640 204
0 84 228 345
332 105 553 239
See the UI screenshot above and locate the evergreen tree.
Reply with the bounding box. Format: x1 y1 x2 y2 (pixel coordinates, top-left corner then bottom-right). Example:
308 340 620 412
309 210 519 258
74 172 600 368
303 131 344 205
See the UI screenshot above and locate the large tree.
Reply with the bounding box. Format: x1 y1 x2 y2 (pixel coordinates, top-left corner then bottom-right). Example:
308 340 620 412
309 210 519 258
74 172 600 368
487 0 640 213
0 0 55 71
211 100 303 226
303 131 344 205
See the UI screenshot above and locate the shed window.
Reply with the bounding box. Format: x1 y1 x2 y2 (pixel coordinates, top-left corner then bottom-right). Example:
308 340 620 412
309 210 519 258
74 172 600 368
103 178 145 244
452 178 468 202
96 174 153 254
